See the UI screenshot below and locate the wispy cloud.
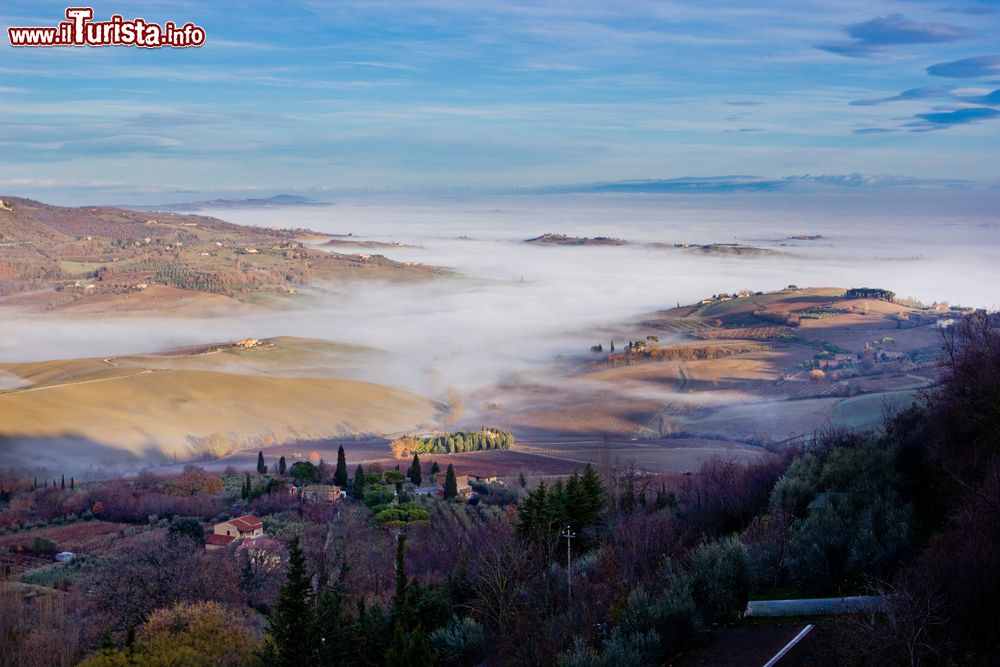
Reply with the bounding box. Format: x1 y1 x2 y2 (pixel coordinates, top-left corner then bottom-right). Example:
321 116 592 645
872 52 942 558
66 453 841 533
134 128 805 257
909 106 1000 130
941 6 997 16
927 55 1000 78
818 13 977 58
850 86 956 106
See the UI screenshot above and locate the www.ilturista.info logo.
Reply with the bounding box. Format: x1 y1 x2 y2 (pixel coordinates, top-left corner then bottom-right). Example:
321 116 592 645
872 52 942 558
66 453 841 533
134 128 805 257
8 7 206 48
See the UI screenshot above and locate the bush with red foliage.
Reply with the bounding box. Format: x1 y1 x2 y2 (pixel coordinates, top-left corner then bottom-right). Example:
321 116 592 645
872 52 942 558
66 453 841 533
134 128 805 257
675 453 795 540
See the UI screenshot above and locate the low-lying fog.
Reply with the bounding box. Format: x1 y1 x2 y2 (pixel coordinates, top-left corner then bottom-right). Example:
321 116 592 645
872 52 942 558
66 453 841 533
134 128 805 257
4 189 999 396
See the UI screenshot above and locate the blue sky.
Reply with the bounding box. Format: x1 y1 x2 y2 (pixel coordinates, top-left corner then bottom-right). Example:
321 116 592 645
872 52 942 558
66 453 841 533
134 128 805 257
1 0 999 201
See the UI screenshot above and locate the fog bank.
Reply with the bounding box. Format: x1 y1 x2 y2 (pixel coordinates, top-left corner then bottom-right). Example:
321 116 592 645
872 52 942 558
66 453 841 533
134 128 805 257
3 190 998 396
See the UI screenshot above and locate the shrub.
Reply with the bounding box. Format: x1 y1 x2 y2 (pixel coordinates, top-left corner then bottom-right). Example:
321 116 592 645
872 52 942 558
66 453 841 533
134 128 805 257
429 616 486 667
363 484 395 510
617 575 704 658
289 461 319 484
167 517 206 547
558 630 662 667
30 536 58 555
686 537 750 625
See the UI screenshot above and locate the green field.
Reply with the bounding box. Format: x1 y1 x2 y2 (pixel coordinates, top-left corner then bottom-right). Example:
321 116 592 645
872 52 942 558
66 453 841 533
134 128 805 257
57 260 106 276
831 390 920 429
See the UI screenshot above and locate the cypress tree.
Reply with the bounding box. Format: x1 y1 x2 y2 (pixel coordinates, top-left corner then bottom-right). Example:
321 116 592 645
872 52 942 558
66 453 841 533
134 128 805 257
266 538 313 666
257 451 266 475
70 477 75 490
408 453 422 486
278 455 287 475
334 446 349 487
60 475 65 490
430 461 440 475
352 464 366 500
444 464 458 500
393 533 408 617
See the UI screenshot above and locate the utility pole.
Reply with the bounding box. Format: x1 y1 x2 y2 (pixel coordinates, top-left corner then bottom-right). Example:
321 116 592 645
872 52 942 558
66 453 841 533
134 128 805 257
562 524 576 603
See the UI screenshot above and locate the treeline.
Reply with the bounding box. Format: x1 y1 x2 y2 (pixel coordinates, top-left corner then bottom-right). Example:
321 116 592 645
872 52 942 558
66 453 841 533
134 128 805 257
391 428 514 458
845 287 895 301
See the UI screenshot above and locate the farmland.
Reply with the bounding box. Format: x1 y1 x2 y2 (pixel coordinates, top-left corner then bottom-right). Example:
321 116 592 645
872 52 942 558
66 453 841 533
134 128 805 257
476 286 955 455
0 197 439 313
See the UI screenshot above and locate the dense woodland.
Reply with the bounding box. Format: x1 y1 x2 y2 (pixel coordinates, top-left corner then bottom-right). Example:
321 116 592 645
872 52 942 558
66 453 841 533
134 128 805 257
1 313 998 665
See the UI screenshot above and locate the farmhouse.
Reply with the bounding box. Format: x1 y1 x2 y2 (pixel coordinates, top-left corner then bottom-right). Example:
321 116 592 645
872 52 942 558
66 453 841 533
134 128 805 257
412 475 474 500
469 474 502 485
205 514 263 550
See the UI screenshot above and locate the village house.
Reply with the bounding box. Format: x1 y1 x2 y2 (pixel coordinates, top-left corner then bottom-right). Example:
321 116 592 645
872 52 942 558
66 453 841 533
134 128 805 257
300 484 343 503
205 514 264 550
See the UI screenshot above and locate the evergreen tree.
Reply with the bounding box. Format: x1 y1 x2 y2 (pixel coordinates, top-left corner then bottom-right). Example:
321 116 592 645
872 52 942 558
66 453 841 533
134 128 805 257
70 477 75 490
518 470 527 488
408 454 422 486
265 538 314 666
565 472 582 529
517 480 546 541
579 463 607 524
311 587 355 664
356 599 391 666
385 623 435 667
444 464 459 500
334 445 349 487
278 455 287 476
352 464 366 500
257 451 266 475
61 474 65 490
430 461 440 475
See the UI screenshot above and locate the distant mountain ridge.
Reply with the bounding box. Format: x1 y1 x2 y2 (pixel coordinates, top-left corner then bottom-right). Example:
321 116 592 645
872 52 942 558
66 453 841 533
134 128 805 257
133 194 329 212
523 173 974 194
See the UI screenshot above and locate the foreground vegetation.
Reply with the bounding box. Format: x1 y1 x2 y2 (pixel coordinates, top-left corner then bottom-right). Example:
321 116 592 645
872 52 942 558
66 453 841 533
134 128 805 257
1 313 998 665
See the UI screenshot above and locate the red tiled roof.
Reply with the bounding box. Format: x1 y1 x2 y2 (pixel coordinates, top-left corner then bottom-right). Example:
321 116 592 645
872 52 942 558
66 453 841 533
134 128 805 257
205 534 235 546
229 515 262 533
